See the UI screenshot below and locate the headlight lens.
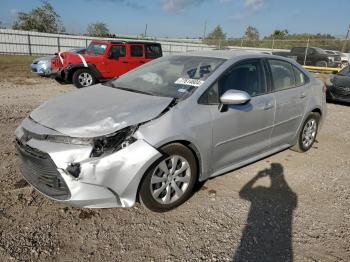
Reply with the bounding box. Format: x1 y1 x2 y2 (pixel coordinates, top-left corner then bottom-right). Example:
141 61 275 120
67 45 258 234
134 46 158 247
90 126 137 157
45 126 138 157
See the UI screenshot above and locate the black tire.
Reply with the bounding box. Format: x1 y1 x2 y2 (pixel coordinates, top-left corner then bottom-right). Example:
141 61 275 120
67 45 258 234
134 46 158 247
54 76 69 85
72 68 97 88
139 143 198 212
291 112 320 153
316 61 328 67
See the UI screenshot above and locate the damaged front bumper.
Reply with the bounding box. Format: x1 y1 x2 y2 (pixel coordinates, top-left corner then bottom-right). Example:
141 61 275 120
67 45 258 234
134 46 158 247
15 122 161 208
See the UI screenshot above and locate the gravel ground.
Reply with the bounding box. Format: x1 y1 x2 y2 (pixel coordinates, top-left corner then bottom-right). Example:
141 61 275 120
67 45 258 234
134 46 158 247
0 66 349 261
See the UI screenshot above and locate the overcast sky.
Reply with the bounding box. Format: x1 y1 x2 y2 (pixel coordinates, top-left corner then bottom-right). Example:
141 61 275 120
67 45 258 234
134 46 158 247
1 0 349 38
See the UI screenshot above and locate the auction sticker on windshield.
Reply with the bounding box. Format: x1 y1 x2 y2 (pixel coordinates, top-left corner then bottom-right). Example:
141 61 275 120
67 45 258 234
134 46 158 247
175 78 204 87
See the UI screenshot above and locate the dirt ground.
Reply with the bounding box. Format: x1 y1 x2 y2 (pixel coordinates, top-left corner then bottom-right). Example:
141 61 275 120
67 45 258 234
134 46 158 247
0 60 349 261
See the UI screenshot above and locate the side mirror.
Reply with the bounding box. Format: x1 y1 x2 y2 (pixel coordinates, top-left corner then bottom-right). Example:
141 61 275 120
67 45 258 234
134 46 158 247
220 90 251 105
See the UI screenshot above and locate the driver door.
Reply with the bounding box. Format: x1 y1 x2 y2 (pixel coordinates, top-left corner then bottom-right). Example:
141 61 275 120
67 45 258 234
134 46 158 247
208 59 275 172
104 45 129 78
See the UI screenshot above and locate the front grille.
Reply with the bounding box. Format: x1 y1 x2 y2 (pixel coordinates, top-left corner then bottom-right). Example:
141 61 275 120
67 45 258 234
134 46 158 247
15 139 70 200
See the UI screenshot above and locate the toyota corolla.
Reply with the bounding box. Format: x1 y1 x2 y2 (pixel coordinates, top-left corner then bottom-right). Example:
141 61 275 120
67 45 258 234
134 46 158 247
15 51 326 212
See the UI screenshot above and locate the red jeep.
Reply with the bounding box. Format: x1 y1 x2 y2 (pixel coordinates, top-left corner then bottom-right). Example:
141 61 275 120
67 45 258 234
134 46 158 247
51 40 162 88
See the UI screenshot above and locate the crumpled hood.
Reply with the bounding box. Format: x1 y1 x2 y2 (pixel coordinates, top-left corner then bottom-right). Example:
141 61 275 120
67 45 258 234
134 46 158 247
30 84 173 138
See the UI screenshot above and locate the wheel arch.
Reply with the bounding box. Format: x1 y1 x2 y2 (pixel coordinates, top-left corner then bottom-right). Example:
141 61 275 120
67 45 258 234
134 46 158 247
66 64 101 82
135 139 203 203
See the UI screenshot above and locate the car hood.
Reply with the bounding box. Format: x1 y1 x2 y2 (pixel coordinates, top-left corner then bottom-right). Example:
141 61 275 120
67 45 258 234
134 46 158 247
30 84 173 138
33 56 54 63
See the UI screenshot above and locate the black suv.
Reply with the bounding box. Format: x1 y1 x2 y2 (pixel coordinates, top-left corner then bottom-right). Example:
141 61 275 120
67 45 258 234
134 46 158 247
290 47 341 68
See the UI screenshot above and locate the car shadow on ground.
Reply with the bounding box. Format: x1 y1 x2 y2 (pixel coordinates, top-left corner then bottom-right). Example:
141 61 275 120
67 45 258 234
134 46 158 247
233 163 298 262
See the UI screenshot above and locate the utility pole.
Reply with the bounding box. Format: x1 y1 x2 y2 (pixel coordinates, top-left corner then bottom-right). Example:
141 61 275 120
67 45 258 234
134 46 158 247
202 20 207 40
144 24 148 38
341 24 350 52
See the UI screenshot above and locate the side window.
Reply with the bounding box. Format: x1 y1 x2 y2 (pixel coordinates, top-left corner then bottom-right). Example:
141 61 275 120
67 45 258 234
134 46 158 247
218 60 266 97
268 60 295 91
145 44 162 59
130 45 144 57
293 66 308 86
108 45 126 58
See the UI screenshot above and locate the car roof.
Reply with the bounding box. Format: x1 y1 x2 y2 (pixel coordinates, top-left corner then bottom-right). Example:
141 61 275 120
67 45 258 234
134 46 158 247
91 39 160 45
176 49 283 60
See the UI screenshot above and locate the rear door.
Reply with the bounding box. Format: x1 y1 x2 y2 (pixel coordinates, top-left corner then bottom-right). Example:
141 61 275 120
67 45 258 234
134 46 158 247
128 44 146 70
267 59 310 148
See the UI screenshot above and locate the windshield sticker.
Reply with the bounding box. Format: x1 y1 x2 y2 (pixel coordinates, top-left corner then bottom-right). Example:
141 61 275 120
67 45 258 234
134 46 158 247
175 78 204 87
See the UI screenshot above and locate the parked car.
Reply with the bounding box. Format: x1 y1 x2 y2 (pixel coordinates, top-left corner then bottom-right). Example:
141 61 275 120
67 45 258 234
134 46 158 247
15 51 326 212
324 50 349 68
276 46 341 68
31 48 85 76
326 65 350 103
51 40 163 88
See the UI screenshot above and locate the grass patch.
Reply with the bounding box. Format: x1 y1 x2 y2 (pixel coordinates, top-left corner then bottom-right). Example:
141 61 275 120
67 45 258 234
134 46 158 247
0 55 39 65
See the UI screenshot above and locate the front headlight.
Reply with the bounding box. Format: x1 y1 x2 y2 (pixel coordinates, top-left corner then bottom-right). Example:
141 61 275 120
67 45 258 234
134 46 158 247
45 126 138 157
90 126 138 157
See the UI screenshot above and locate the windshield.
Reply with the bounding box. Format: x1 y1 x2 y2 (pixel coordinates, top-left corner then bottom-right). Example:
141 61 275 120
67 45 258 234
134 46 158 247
110 56 225 99
86 43 107 55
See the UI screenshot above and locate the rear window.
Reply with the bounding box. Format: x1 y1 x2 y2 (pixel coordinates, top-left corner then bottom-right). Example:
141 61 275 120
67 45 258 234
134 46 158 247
268 60 295 91
145 44 162 59
293 66 308 86
130 45 144 57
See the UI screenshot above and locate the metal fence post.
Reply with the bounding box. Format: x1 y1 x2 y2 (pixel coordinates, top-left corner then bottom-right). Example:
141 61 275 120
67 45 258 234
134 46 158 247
57 37 61 52
85 38 88 48
240 38 244 47
27 34 32 55
169 44 172 54
303 38 310 66
271 38 275 51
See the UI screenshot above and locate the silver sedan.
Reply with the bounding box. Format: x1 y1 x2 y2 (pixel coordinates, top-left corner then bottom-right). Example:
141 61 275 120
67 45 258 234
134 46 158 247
16 51 326 212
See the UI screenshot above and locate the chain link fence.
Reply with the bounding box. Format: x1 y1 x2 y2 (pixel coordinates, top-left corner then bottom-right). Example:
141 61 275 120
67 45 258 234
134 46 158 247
1 29 349 57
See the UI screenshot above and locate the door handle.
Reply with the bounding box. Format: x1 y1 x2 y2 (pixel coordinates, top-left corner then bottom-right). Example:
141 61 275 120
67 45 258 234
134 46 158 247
264 102 274 110
300 92 306 98
122 61 129 64
140 61 145 64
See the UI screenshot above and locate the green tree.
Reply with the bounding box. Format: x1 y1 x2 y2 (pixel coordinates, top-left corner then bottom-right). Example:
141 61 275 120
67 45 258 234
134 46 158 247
267 29 289 39
87 22 110 37
12 0 64 33
204 25 227 49
244 26 259 41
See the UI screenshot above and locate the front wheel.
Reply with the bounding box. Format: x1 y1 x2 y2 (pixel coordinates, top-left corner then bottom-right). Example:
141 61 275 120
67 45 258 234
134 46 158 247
139 143 198 212
72 68 97 88
291 113 320 152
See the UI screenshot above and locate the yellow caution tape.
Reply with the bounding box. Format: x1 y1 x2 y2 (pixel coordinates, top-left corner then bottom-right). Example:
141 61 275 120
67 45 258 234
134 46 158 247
303 65 342 73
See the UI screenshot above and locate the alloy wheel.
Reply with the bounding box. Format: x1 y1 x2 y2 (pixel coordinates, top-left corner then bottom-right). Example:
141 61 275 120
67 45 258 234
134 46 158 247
302 119 317 148
150 155 191 204
78 72 93 87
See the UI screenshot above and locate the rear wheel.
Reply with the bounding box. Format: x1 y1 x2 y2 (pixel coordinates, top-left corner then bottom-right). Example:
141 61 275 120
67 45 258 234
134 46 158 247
72 68 97 88
291 113 320 152
139 143 198 212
